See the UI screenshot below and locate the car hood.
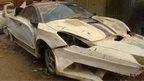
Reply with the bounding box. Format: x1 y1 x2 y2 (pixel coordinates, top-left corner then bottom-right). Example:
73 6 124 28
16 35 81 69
46 19 106 41
46 16 129 41
92 16 130 34
0 12 6 28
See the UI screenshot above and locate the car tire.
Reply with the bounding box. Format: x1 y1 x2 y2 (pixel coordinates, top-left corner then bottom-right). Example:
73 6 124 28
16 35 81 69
44 47 56 75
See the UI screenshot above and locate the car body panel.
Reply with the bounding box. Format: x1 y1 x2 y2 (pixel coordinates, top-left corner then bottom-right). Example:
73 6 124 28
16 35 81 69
53 45 143 81
46 19 106 41
0 11 6 32
92 16 130 35
36 23 68 49
15 16 35 49
6 15 35 49
53 45 143 75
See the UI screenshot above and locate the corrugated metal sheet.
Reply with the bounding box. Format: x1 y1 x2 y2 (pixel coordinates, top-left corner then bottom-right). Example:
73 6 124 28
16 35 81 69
106 0 135 21
88 0 106 16
73 0 136 21
73 0 106 16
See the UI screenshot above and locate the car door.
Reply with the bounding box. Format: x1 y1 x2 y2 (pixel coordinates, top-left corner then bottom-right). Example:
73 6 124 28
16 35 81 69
16 6 38 49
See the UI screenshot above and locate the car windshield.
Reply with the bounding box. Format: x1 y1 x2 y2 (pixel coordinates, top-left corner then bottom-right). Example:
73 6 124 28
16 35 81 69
40 4 93 22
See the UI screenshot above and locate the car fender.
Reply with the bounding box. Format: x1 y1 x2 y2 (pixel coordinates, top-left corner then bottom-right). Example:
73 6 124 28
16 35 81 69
36 23 67 49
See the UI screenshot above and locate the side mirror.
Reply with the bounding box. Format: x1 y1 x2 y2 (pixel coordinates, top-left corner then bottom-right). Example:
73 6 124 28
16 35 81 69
30 19 39 27
15 7 23 16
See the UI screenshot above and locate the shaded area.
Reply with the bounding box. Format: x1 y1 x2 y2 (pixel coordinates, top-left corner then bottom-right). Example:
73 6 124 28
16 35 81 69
126 0 144 35
0 34 76 81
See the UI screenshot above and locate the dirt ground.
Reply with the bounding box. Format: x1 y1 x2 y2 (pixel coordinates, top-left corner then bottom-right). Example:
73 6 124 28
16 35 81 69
0 34 76 81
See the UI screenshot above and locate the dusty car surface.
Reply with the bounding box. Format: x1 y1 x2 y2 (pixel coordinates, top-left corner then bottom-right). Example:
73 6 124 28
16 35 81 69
0 11 6 33
4 1 144 81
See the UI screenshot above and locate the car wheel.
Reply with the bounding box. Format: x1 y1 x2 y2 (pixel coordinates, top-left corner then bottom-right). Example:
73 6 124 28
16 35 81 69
44 47 56 74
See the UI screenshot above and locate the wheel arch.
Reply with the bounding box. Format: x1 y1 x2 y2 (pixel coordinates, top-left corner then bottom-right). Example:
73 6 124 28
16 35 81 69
36 39 50 59
35 37 65 58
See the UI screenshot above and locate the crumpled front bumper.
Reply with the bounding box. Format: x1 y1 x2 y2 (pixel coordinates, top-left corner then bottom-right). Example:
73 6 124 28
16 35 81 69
53 45 144 81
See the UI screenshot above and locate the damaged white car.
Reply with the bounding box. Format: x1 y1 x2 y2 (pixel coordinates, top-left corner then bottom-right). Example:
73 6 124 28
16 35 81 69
4 2 144 81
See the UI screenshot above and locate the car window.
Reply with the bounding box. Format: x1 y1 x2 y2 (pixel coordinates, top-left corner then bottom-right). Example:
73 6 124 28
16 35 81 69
20 6 38 20
41 4 93 22
44 5 75 22
38 4 57 18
